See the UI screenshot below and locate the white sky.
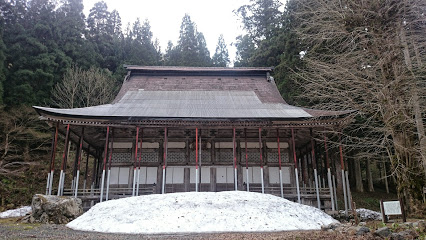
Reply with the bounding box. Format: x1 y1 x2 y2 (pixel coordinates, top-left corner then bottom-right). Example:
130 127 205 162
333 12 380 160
82 0 286 64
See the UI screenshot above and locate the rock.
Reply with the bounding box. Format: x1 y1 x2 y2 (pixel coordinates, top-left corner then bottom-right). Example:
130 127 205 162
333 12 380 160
347 226 358 235
413 220 425 232
374 227 391 237
356 208 382 221
390 230 418 240
355 226 370 236
358 221 366 226
25 194 83 224
390 232 403 240
321 222 340 231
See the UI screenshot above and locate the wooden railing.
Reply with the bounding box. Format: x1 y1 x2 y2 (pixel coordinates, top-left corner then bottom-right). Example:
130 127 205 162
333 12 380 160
62 185 156 200
247 186 331 199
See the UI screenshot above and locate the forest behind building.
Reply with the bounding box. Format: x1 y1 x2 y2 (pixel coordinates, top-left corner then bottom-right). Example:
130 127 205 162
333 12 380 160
0 0 424 215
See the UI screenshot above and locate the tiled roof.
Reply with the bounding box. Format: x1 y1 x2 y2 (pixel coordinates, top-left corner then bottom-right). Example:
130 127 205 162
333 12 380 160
34 66 352 120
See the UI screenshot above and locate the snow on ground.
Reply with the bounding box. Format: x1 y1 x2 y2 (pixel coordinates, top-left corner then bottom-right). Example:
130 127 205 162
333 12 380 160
67 191 338 234
0 206 31 218
356 208 382 221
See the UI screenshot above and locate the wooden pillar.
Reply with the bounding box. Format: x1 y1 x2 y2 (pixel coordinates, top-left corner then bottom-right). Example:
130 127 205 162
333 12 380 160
74 127 84 197
291 128 301 203
132 127 139 196
259 127 265 193
99 126 110 202
83 146 90 192
311 128 321 209
244 129 249 191
136 129 143 196
106 128 114 200
156 139 163 194
57 124 70 196
339 134 349 215
184 168 190 192
277 128 283 198
233 127 238 191
162 127 168 194
210 167 216 192
195 127 199 192
324 132 335 211
236 138 243 190
47 124 58 195
92 149 98 188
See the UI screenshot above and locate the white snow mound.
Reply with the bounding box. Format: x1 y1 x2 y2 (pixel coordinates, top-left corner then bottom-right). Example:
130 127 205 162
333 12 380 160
0 206 31 218
67 191 338 234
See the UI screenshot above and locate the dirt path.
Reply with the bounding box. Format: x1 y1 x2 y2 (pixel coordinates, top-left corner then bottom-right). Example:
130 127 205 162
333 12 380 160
0 218 378 240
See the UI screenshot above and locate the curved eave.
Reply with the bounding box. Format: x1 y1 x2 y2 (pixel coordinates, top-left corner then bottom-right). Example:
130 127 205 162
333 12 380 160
33 106 354 126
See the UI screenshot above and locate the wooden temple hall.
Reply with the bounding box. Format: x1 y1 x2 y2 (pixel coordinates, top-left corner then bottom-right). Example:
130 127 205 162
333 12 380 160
34 66 354 212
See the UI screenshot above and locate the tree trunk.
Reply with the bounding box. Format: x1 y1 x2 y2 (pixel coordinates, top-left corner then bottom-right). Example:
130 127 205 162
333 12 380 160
398 22 426 182
382 161 389 194
366 158 374 192
335 156 343 194
354 158 364 192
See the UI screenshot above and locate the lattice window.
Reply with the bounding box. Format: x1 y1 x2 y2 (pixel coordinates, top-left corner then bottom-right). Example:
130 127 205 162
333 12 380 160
216 149 233 162
190 150 211 162
267 151 290 163
141 151 158 163
247 151 261 162
168 150 186 163
111 152 132 163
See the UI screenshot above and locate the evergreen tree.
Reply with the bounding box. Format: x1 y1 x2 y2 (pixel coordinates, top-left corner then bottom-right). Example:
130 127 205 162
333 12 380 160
196 32 211 66
110 9 122 36
0 12 5 105
212 35 230 67
167 14 211 66
123 18 159 65
3 0 70 106
234 35 256 67
235 0 283 44
86 1 122 71
176 14 199 66
56 0 91 68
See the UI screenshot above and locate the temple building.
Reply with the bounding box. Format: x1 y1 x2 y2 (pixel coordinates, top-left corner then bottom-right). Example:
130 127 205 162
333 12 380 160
34 66 353 212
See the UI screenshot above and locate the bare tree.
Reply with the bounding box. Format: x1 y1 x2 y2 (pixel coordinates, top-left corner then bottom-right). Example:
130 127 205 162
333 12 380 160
292 0 425 211
52 66 116 108
0 106 50 176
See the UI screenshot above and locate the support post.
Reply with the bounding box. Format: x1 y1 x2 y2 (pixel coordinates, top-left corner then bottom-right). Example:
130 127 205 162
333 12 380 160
162 127 168 194
199 131 202 191
74 127 84 198
324 132 335 211
106 129 113 200
311 129 321 209
46 128 55 195
259 128 264 194
196 127 199 192
136 129 143 196
233 128 238 191
277 129 283 198
58 124 70 196
132 127 139 196
339 134 348 215
291 128 301 203
244 129 249 192
83 146 90 193
332 174 338 210
48 124 58 195
100 126 110 202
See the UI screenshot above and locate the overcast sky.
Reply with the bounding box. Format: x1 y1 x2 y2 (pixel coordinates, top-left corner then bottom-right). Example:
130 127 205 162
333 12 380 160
82 0 286 64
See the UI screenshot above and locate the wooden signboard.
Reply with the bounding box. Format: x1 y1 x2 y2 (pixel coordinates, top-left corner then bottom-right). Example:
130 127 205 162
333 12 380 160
380 199 406 223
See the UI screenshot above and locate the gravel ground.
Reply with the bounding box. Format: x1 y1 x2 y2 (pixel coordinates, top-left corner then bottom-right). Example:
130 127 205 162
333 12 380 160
0 218 379 240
